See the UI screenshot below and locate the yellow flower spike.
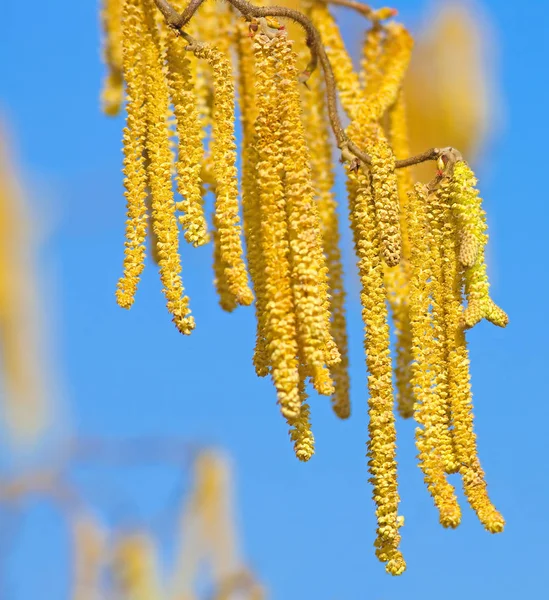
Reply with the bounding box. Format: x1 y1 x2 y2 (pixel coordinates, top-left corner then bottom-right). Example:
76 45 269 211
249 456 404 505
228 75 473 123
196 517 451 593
236 22 270 377
385 90 415 418
309 4 362 119
116 0 149 311
407 183 462 528
276 34 338 397
112 532 165 600
208 173 241 314
438 183 505 534
347 168 404 575
360 24 385 95
445 161 508 329
302 67 351 418
166 37 209 247
450 160 484 267
190 0 234 185
360 22 414 124
289 367 315 462
368 128 402 267
212 220 239 313
428 185 461 476
192 44 254 308
141 0 194 335
100 0 124 116
253 32 301 421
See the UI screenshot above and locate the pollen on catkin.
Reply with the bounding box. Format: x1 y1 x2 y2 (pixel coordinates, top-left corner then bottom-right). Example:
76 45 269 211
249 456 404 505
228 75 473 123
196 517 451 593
252 31 301 422
166 37 209 247
447 161 508 329
191 43 253 308
359 22 414 124
142 0 194 334
303 67 351 419
347 167 404 575
385 90 415 418
101 0 124 116
116 0 149 310
361 24 385 93
437 177 505 534
407 183 461 527
309 4 362 118
275 31 338 397
236 22 270 378
289 367 315 462
368 129 402 267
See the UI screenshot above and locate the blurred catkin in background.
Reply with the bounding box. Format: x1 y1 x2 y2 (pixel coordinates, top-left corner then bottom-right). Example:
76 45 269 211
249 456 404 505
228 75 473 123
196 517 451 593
0 119 57 448
405 1 499 165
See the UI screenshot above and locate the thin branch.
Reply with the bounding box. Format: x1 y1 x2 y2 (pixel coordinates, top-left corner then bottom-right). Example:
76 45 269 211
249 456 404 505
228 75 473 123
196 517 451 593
152 0 185 27
320 0 375 18
395 147 441 169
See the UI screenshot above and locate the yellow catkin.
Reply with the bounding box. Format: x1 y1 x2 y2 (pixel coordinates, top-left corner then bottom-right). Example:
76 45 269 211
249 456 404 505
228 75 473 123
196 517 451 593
276 33 338 397
309 4 362 119
206 175 241 313
302 67 351 418
360 24 385 93
289 366 315 462
192 44 253 308
116 0 149 310
142 0 194 334
112 532 164 600
405 3 492 162
385 90 415 418
347 168 404 576
0 124 53 444
189 0 233 187
236 23 269 376
447 161 508 329
166 38 209 247
253 32 301 421
437 179 505 534
368 129 402 267
71 513 106 600
349 24 414 269
360 23 414 124
101 0 124 116
450 161 484 267
428 187 461 476
407 183 461 528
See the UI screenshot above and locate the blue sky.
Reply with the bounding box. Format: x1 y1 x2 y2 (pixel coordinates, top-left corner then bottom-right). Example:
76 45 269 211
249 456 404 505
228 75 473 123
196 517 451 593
1 0 548 598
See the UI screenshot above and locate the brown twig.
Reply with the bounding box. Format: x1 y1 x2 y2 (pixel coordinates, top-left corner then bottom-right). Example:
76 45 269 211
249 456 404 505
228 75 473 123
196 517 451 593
320 0 375 18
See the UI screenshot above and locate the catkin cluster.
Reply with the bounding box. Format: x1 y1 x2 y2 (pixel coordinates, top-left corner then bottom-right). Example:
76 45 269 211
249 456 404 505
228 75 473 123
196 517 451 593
101 0 508 574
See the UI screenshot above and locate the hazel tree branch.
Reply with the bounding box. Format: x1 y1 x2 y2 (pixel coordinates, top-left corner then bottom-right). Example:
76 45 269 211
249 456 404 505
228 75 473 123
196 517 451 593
319 0 375 18
152 0 451 169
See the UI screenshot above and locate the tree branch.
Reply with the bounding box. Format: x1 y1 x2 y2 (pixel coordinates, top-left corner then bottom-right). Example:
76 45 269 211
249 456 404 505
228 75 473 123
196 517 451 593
320 0 375 19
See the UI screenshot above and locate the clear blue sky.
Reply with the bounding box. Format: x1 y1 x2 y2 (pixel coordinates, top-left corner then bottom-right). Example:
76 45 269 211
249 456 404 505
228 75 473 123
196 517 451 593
1 0 548 598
